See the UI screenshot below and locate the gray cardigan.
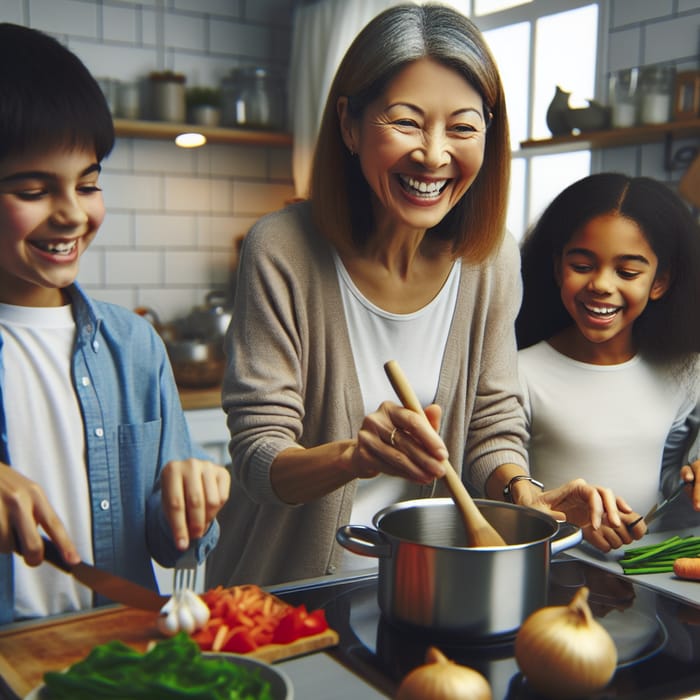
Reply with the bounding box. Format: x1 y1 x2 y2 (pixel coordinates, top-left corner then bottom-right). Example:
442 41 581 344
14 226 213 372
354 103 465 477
206 201 528 588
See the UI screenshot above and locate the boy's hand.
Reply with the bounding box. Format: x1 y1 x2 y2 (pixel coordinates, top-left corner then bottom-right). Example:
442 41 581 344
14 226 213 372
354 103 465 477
160 459 231 550
0 462 80 566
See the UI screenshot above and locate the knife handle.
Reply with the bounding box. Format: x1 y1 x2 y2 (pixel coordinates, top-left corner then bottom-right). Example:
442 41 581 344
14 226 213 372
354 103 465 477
40 535 72 572
13 529 72 572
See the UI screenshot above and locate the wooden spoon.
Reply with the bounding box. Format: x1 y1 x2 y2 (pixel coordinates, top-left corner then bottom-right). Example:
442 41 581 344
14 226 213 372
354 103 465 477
384 360 506 547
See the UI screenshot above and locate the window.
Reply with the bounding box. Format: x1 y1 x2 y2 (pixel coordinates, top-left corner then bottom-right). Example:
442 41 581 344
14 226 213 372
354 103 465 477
448 0 602 240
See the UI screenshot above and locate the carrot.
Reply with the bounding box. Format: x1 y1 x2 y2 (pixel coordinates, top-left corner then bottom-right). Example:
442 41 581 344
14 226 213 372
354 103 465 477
673 557 700 580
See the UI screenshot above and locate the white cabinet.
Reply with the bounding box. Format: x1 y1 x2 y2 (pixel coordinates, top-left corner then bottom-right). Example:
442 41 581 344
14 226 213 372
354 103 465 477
184 407 230 465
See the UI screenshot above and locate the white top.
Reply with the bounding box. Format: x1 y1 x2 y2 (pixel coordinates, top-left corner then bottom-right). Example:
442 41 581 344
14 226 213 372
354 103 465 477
518 341 696 515
0 302 93 617
334 253 460 571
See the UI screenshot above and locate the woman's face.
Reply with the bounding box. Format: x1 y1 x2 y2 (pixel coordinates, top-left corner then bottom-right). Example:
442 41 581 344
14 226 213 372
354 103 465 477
555 213 669 356
339 58 488 234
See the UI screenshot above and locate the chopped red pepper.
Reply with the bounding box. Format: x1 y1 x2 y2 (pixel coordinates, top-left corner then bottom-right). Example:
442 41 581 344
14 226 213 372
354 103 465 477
190 584 330 654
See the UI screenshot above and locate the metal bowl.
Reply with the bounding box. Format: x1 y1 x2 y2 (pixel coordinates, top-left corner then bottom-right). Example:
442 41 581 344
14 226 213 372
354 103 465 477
166 338 225 388
202 653 294 700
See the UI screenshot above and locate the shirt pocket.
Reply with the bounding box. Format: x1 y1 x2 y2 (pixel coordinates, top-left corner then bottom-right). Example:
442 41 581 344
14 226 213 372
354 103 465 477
118 419 163 498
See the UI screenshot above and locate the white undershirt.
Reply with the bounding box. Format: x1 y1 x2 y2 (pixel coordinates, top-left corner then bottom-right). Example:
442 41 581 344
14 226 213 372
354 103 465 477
0 302 93 617
519 341 693 514
334 253 460 571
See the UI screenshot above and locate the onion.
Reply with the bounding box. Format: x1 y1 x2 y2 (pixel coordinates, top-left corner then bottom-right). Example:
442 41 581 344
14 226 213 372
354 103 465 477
395 646 492 700
515 586 617 699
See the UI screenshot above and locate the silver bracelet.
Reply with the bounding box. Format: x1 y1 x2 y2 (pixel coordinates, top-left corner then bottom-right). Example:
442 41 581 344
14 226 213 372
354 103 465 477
503 475 544 503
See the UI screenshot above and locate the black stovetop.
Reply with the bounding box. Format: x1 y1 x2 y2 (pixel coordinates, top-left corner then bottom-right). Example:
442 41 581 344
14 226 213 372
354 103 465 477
277 557 700 699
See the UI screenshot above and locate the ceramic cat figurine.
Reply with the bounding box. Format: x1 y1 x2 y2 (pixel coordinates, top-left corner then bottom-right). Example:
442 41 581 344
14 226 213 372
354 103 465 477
546 86 572 136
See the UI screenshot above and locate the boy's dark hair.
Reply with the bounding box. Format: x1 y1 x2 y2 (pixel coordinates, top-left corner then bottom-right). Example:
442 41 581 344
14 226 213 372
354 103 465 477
516 172 700 360
0 23 114 162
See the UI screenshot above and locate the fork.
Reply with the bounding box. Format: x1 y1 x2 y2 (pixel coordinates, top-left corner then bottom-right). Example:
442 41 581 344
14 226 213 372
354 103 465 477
172 547 198 600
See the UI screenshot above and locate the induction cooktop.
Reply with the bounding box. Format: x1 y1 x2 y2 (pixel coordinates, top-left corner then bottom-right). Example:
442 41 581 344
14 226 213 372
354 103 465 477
277 557 700 699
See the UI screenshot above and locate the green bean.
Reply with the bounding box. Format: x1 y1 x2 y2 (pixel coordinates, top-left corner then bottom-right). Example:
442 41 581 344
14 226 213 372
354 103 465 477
620 535 700 575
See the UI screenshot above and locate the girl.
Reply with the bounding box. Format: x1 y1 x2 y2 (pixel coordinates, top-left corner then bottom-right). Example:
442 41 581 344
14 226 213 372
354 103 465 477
517 173 700 551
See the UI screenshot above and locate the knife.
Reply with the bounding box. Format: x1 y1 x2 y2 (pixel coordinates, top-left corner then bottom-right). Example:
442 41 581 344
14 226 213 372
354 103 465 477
36 535 168 612
642 479 695 526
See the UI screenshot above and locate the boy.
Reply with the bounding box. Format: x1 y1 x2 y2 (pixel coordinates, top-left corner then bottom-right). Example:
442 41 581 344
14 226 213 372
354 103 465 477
0 23 230 623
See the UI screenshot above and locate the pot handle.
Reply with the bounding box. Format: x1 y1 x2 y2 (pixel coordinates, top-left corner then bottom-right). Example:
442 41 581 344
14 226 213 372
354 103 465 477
550 521 583 556
335 525 392 559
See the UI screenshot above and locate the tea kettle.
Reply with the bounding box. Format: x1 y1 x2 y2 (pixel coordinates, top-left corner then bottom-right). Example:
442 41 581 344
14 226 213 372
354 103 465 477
176 290 233 340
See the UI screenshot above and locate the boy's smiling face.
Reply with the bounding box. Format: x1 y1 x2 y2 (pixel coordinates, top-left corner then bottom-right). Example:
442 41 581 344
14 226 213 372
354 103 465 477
0 147 104 307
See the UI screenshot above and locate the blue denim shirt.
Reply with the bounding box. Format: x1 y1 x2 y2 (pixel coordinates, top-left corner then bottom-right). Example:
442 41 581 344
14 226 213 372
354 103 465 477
0 284 219 623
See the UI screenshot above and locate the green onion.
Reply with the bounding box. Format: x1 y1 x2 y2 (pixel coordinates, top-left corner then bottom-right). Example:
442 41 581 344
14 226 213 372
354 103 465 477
620 535 700 574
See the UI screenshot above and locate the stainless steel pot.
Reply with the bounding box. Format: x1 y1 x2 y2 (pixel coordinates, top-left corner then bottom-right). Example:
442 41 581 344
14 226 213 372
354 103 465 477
336 498 582 639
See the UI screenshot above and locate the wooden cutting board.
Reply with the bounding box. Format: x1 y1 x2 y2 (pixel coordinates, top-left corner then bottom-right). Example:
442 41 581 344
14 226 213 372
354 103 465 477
0 601 338 698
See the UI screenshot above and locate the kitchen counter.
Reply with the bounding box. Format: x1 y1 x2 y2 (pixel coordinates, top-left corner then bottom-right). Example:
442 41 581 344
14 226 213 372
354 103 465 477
178 384 222 411
4 533 700 699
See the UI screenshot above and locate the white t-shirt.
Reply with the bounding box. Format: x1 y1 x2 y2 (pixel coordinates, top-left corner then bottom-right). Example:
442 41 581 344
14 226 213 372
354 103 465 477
0 302 93 617
518 341 696 515
334 254 460 571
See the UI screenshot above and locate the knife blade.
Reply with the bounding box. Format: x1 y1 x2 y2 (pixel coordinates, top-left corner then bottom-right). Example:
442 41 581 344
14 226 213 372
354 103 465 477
38 535 168 612
643 479 695 526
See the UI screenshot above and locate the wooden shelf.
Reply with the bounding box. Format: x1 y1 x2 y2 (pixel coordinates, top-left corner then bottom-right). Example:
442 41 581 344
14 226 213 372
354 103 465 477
520 118 700 152
113 118 292 147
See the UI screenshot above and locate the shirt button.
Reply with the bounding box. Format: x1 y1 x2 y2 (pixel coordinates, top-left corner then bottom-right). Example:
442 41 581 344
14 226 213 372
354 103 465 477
95 428 104 437
81 376 90 387
100 500 110 511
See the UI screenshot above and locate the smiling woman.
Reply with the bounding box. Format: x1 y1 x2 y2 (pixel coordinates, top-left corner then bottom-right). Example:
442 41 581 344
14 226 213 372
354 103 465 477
205 3 614 591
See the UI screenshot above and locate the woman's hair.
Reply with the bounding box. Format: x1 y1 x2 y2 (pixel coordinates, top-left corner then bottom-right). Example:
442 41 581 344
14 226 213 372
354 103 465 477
310 3 510 262
0 23 114 162
516 172 700 360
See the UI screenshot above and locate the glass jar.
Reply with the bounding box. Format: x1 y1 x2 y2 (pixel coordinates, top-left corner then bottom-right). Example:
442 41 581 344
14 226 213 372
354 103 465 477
220 67 284 130
608 68 639 128
149 71 186 123
639 66 674 125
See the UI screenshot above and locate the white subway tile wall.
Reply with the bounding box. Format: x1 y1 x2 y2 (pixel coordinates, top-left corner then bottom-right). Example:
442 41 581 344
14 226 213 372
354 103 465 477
601 0 700 184
1 1 698 319
0 0 295 322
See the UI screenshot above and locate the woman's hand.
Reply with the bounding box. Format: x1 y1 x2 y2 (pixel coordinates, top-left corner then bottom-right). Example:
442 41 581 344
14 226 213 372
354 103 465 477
350 401 448 484
518 478 647 552
160 459 231 550
516 478 624 530
0 462 79 567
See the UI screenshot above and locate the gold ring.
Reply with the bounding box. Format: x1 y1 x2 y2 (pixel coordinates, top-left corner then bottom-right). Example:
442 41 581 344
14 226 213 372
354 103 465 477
390 427 398 447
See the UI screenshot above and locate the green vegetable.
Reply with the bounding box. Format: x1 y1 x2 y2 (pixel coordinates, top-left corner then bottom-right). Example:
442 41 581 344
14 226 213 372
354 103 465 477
620 535 700 575
43 632 274 699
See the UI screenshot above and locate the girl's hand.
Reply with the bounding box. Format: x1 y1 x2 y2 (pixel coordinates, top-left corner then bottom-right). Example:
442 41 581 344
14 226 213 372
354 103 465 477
681 462 700 509
351 401 448 484
161 459 231 551
583 508 647 552
0 462 79 567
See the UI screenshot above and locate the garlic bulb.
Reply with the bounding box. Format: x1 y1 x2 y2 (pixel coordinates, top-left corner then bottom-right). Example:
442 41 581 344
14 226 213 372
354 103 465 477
515 586 617 699
395 646 492 700
157 589 211 638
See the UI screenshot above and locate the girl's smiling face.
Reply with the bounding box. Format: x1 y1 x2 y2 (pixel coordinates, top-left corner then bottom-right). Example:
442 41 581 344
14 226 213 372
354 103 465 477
0 147 104 307
338 57 488 235
555 213 669 359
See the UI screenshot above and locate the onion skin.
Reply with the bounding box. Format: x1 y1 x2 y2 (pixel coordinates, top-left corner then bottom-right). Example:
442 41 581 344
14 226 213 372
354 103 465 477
515 586 617 699
395 646 492 700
